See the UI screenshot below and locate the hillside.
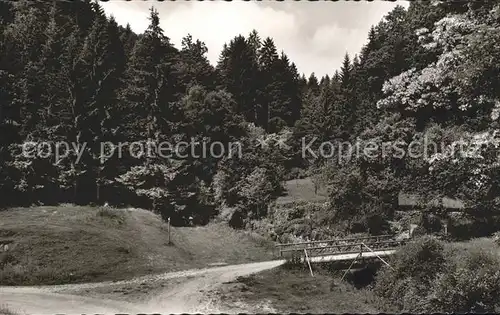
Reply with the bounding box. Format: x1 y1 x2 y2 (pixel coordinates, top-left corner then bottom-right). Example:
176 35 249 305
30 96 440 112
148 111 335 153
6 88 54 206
0 206 275 286
276 178 328 205
211 266 390 313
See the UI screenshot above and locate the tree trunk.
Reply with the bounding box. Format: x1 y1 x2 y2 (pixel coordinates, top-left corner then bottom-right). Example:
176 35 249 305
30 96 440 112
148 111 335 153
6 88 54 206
96 167 101 204
96 183 100 204
73 180 78 202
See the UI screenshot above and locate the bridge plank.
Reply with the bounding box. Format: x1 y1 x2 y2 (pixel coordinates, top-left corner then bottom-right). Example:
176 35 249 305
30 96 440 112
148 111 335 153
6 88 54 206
276 234 393 247
304 249 397 263
279 239 406 253
277 236 407 262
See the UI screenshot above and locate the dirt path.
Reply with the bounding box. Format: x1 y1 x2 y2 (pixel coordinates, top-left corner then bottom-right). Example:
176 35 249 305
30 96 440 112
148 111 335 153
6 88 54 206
0 260 285 314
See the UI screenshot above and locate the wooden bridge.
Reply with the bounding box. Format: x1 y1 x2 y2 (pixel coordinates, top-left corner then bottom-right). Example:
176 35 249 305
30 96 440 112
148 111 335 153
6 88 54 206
276 234 408 276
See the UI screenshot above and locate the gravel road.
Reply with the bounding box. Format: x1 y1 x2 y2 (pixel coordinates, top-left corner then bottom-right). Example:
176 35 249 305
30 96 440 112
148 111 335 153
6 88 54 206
0 260 285 314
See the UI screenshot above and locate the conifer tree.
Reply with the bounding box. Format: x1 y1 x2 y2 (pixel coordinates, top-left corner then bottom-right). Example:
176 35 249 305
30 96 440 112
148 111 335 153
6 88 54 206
307 73 320 95
177 34 216 91
217 35 260 124
340 53 352 89
258 37 279 130
122 7 178 141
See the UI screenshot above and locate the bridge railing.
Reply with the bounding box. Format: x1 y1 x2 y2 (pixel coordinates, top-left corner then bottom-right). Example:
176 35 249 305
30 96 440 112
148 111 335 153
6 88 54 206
276 235 406 259
276 234 392 251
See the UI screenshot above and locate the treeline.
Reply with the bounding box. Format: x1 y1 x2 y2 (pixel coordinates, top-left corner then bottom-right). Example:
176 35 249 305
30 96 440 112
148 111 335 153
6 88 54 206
310 0 500 236
0 0 305 224
1 1 500 231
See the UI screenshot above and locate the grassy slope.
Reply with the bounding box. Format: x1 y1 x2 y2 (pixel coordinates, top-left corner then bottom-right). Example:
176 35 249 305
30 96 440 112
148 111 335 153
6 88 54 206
221 177 386 313
260 177 339 243
224 238 499 313
214 266 390 313
0 206 275 285
276 178 328 205
448 237 499 253
243 179 500 312
0 305 20 315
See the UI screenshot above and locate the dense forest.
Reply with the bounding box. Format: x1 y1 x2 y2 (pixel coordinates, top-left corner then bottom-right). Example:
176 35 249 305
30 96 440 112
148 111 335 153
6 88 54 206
1 0 500 233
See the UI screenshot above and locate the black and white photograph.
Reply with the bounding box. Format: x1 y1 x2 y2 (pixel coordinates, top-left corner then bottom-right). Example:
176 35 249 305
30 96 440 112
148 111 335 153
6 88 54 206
1 0 500 313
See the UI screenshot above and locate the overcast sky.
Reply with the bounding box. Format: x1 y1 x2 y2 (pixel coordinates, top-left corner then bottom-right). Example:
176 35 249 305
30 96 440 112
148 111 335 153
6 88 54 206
101 1 409 78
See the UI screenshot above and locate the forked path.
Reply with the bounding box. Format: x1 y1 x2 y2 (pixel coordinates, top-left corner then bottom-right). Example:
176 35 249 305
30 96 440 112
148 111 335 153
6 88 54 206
0 260 285 314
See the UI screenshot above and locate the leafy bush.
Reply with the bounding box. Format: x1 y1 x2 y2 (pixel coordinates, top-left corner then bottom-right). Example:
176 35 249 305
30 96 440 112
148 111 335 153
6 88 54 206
0 305 20 315
264 200 336 242
210 124 289 224
374 236 445 311
494 232 500 246
429 249 500 313
375 237 500 313
238 167 276 219
411 225 426 237
0 252 17 268
285 167 308 181
380 235 445 284
288 206 306 221
283 251 306 270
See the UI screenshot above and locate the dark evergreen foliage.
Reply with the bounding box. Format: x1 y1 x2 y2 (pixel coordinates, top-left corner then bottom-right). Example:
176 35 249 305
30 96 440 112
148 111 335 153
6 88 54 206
1 1 499 230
